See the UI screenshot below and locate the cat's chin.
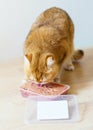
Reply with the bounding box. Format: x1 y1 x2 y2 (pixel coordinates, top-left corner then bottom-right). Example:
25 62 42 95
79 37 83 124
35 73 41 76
32 81 48 85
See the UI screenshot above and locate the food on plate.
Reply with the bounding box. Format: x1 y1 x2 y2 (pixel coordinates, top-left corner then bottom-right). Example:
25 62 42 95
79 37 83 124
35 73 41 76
20 81 70 98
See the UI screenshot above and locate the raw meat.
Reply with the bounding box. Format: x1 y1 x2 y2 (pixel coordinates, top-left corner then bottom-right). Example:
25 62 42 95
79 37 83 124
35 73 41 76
20 81 70 98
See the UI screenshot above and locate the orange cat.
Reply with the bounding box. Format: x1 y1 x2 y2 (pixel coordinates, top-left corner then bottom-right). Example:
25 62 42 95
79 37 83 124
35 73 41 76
24 7 84 83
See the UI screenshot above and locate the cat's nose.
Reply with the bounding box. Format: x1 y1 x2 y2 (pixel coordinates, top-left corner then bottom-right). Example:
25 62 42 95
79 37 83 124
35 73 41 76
36 79 46 83
35 78 42 83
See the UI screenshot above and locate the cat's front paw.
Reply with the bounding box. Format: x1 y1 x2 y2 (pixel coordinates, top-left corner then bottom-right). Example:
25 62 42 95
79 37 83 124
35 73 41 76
64 64 75 71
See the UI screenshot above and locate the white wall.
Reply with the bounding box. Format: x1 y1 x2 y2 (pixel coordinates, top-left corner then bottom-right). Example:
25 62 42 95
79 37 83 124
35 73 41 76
0 0 93 61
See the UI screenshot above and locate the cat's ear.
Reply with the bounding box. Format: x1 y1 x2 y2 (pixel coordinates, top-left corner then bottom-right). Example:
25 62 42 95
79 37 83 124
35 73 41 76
25 54 32 62
46 55 55 67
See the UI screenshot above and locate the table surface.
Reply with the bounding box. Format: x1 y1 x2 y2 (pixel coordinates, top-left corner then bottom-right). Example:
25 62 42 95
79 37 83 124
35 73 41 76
0 48 93 130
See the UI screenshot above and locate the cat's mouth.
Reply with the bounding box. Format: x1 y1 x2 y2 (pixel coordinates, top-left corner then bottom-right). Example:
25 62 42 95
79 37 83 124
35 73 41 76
27 76 55 86
31 80 48 87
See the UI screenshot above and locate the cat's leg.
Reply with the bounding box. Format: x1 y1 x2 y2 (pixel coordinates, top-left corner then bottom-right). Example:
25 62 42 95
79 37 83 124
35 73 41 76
64 58 75 71
64 49 84 71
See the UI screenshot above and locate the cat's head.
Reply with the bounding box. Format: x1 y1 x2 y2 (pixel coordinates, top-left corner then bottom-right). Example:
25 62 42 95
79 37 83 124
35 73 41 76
24 52 62 83
24 26 67 83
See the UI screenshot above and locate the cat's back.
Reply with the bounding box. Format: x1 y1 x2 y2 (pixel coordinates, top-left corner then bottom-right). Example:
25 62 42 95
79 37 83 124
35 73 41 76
24 7 74 55
31 7 73 32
